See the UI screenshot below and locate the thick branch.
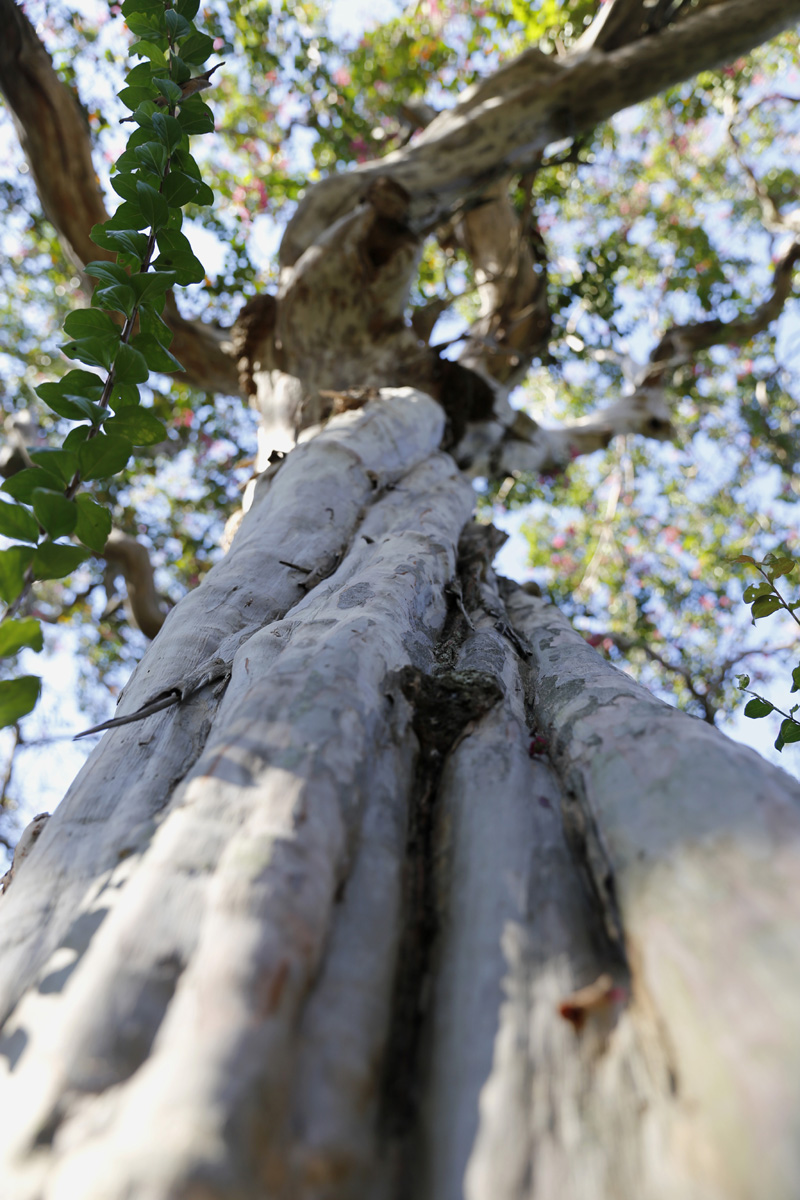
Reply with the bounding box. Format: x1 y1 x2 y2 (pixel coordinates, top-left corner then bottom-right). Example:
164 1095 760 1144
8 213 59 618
102 531 168 640
453 177 551 388
266 0 799 466
0 0 241 398
646 237 800 381
283 0 800 265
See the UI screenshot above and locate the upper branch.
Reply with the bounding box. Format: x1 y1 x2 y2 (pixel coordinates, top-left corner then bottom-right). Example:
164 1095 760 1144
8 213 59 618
646 238 800 381
0 0 241 398
0 0 107 270
283 0 800 265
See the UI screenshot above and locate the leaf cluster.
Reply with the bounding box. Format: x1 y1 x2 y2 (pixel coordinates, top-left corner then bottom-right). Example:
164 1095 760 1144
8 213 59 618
0 0 218 729
732 551 800 751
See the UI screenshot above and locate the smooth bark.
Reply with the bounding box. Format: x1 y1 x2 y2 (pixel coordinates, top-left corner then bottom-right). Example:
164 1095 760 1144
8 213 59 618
2 392 800 1199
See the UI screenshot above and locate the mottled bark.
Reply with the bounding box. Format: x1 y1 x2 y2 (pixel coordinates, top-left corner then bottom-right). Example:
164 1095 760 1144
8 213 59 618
2 391 800 1199
2 3 800 1198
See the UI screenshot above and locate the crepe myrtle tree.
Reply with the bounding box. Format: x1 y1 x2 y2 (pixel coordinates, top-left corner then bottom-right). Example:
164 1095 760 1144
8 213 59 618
1 1 800 1197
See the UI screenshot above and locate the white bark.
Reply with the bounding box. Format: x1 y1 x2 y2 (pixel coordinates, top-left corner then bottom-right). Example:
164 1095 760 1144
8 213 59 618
1 392 800 1199
3 4 800 1196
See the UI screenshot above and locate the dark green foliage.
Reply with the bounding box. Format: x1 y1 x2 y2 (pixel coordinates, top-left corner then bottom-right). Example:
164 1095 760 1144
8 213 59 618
0 0 217 728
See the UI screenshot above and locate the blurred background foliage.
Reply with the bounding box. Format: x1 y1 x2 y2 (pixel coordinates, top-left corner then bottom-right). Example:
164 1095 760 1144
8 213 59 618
1 0 799 840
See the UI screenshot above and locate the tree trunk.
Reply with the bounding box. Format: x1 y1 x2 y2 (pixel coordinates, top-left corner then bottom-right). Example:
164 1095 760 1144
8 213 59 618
1 388 799 1200
3 1 800 1195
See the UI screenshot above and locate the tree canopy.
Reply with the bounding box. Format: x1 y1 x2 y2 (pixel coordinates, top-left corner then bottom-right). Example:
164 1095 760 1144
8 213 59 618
1 0 799 847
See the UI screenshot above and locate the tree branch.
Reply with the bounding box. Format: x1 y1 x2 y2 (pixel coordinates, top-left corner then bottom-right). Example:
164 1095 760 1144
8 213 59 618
102 531 168 640
646 237 800 382
263 0 800 469
283 0 800 265
0 0 241 397
727 101 800 234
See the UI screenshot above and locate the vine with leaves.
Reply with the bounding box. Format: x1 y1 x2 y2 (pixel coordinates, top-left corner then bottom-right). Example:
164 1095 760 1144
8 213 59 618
0 0 217 730
733 550 800 751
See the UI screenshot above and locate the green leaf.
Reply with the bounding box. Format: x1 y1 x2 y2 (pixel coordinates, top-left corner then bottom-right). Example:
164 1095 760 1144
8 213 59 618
743 582 772 603
0 676 41 729
179 31 214 64
130 333 184 374
91 225 149 263
192 181 215 207
74 495 112 553
28 449 77 486
127 18 167 43
103 199 148 232
0 545 35 604
134 140 169 174
38 369 103 403
110 382 141 410
118 84 156 111
129 37 168 66
121 0 164 17
78 435 133 481
32 541 89 581
779 717 800 744
85 260 133 288
93 283 138 319
153 77 183 105
161 171 200 207
31 490 77 541
168 55 192 85
0 618 43 657
106 407 167 446
63 308 121 341
791 665 800 694
37 386 105 422
62 335 117 371
110 172 143 204
736 674 750 689
132 270 177 304
151 112 185 153
139 305 173 346
153 229 205 283
173 147 202 177
177 97 214 135
751 595 782 620
136 182 170 231
176 0 200 17
62 426 92 451
0 500 39 545
164 8 192 38
114 343 150 384
744 697 774 718
731 554 755 565
125 61 155 85
767 557 796 580
1 469 61 505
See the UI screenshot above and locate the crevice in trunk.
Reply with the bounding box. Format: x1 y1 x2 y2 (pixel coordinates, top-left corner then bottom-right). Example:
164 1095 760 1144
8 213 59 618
378 666 503 1163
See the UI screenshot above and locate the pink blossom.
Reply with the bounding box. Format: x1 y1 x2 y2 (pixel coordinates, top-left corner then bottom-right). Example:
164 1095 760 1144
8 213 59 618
349 137 370 163
254 180 269 211
332 67 351 87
